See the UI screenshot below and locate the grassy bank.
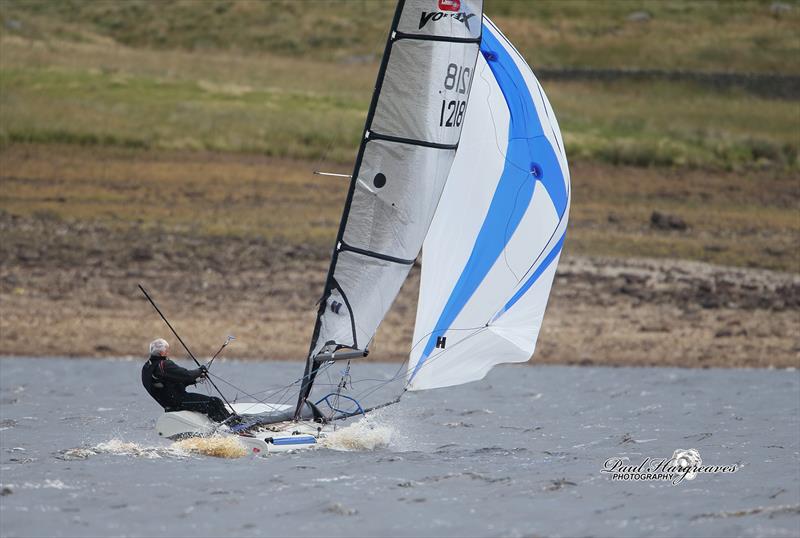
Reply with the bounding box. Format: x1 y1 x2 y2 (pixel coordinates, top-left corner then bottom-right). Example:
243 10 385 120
1 35 797 169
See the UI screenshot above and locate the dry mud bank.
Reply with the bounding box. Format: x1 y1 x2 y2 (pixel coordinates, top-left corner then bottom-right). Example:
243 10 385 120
0 216 797 368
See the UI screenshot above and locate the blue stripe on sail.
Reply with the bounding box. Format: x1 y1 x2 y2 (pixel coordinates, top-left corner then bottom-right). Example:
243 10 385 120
409 24 567 383
491 232 565 322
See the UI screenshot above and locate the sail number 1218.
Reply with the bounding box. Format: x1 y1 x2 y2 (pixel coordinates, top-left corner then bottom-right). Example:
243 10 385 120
439 63 470 128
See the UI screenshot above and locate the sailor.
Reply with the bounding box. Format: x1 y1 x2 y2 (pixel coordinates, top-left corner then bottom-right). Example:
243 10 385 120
141 338 232 423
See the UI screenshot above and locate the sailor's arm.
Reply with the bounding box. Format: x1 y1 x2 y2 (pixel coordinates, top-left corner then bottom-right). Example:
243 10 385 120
160 360 203 384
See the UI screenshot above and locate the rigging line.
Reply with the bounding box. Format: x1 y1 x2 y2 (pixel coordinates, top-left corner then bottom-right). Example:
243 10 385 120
336 356 409 408
350 368 407 403
267 368 336 409
487 198 571 326
325 327 492 416
350 325 488 401
252 383 335 398
206 373 277 410
300 356 409 417
209 361 332 400
316 329 510 414
245 365 339 396
501 176 531 283
499 179 570 289
408 323 491 358
207 361 335 415
211 374 292 416
338 323 493 409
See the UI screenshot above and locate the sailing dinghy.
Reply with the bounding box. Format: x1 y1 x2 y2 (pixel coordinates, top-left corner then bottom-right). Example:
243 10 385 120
155 1 570 454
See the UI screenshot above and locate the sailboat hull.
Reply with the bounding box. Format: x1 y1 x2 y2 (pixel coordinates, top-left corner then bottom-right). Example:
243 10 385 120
155 403 324 454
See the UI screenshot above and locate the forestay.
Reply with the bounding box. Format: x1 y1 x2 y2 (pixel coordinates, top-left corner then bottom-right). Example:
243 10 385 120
407 17 571 391
297 0 484 414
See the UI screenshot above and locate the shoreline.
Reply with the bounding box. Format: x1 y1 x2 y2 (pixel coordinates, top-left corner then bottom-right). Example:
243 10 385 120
2 355 798 373
2 231 797 368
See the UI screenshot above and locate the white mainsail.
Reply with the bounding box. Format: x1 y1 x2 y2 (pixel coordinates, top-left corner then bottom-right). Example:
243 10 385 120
307 0 483 359
297 0 484 414
407 17 571 391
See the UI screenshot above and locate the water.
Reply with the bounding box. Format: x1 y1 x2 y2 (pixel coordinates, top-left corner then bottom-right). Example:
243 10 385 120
1 358 798 538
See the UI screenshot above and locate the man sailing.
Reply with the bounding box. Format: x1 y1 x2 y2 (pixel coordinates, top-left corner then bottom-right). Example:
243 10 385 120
141 338 233 423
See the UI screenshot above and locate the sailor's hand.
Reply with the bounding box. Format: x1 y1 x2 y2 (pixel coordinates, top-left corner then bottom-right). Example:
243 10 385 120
198 365 209 379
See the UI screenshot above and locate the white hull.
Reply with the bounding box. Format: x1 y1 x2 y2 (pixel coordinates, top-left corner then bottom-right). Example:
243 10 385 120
155 402 325 454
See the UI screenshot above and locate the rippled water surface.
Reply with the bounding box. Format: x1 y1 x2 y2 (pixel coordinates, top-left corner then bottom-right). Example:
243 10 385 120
1 358 798 537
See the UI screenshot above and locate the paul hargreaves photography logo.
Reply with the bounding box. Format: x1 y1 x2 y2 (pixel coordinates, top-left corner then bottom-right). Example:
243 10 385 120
601 448 738 485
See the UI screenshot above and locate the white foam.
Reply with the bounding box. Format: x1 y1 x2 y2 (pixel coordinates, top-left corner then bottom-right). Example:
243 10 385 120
1 479 75 490
59 438 190 460
321 416 393 451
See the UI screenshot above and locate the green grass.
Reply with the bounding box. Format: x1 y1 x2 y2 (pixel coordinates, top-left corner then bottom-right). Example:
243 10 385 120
490 0 800 74
553 80 799 169
0 56 367 161
1 1 798 169
2 0 798 73
1 35 797 169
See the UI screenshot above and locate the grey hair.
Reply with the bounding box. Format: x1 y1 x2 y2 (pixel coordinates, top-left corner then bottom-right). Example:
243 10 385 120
149 338 169 356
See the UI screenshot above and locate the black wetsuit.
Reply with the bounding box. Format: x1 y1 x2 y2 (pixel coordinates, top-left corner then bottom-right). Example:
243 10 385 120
141 355 231 422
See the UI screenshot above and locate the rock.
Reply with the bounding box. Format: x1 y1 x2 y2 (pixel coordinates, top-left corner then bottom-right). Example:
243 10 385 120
545 478 577 491
770 2 792 17
627 11 652 22
130 246 153 262
640 325 670 333
650 211 688 231
17 249 41 262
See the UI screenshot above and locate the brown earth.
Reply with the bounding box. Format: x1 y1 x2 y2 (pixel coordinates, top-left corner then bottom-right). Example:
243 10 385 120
0 214 797 368
0 145 798 368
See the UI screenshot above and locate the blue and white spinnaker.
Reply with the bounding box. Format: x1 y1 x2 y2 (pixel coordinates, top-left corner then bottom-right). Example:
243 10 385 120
407 16 571 390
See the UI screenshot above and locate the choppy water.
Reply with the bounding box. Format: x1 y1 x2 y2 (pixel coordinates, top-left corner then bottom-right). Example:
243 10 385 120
1 358 798 538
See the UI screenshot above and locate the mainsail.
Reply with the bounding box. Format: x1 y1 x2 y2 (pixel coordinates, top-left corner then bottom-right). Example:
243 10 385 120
295 0 484 416
407 17 571 390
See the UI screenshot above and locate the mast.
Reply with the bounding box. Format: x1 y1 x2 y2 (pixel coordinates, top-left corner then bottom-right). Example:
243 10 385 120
294 0 484 419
